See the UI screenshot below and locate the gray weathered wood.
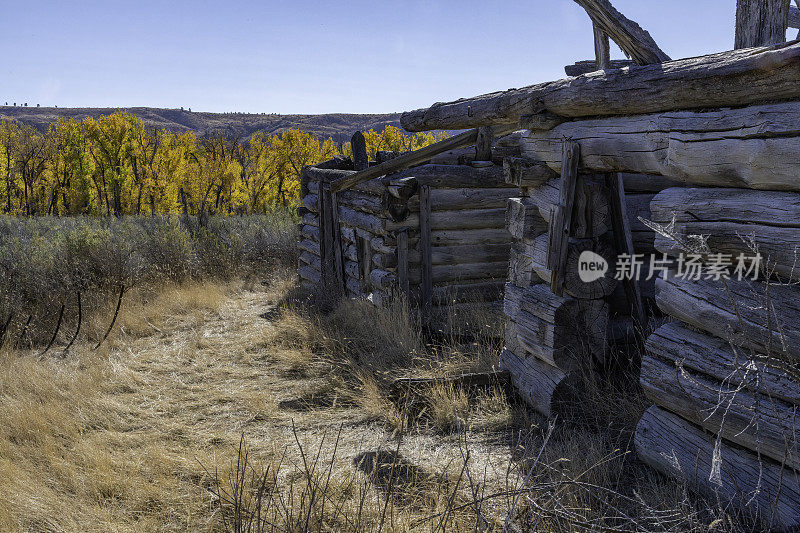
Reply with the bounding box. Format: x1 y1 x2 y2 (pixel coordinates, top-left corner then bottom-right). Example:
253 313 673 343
635 406 800 529
430 208 508 230
387 164 514 190
298 265 321 284
620 173 682 193
593 23 611 70
523 102 800 191
608 173 646 331
475 126 493 161
429 228 510 246
735 0 790 49
518 111 569 132
504 157 559 189
506 197 548 241
400 42 800 132
642 349 800 470
330 125 518 193
330 191 345 292
650 187 800 280
432 280 505 304
499 348 567 417
564 59 634 76
647 322 800 406
656 271 800 362
505 283 608 369
575 0 670 65
351 131 369 171
420 185 433 320
791 5 800 29
549 142 580 295
522 233 618 299
397 229 409 297
528 175 611 239
431 243 511 265
429 187 516 211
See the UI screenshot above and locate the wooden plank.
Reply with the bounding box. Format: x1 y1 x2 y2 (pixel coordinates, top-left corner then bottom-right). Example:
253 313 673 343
330 124 518 193
635 406 800 529
431 243 511 265
420 185 433 320
548 141 580 296
575 0 670 65
607 173 646 331
386 164 514 190
358 235 372 287
351 131 369 171
429 187 515 211
523 101 800 191
791 5 800 29
593 23 611 70
430 228 511 246
735 0 790 49
400 42 800 131
429 208 508 230
397 229 410 297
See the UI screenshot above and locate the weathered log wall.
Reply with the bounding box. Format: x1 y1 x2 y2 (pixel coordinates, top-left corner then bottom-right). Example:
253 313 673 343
298 137 519 328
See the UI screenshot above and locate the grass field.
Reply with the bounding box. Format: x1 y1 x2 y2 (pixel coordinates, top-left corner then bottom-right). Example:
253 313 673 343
0 216 747 532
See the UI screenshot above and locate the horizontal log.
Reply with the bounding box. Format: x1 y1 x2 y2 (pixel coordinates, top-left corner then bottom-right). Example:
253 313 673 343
369 269 396 290
302 193 319 213
641 348 800 470
386 164 514 190
635 406 800 529
656 271 800 361
522 233 618 299
527 175 611 239
650 187 800 280
400 41 800 132
499 348 567 417
301 212 318 227
299 251 321 271
430 228 511 246
620 173 682 193
428 208 508 231
524 102 800 191
504 283 608 370
574 0 670 65
431 280 505 304
508 242 540 288
647 322 800 407
506 197 548 241
298 265 321 284
503 156 559 189
433 261 508 283
336 189 385 215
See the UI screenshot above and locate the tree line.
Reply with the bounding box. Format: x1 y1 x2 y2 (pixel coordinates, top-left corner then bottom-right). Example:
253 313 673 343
0 111 445 217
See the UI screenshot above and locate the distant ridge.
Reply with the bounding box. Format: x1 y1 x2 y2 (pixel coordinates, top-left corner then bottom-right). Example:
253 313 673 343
0 106 404 142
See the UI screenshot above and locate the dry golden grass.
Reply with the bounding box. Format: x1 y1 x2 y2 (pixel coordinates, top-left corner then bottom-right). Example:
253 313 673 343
0 272 743 532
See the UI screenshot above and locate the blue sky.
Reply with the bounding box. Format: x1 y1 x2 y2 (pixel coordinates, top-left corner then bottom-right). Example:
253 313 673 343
1 1 754 114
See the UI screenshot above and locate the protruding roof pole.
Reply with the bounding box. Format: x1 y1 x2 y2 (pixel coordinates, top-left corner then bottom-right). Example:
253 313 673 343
573 0 670 65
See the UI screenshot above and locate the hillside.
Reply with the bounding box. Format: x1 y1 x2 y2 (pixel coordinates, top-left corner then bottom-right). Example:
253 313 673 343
0 106 403 142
